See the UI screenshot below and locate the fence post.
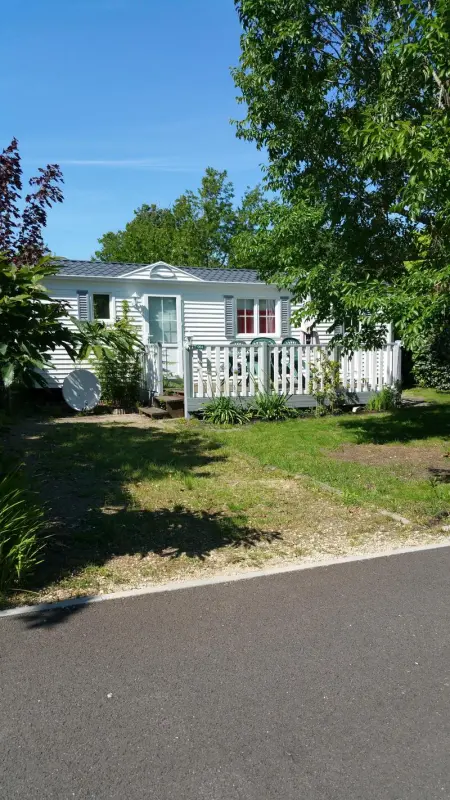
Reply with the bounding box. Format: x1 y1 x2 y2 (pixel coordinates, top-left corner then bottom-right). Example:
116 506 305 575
183 345 193 419
265 343 272 393
141 346 149 403
146 343 162 399
393 341 402 385
258 342 271 393
155 342 163 395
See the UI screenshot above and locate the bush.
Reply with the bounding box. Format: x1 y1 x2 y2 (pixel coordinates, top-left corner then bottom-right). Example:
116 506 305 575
202 396 251 425
412 327 450 392
309 351 345 415
94 302 143 407
367 385 401 412
251 391 293 421
0 470 44 593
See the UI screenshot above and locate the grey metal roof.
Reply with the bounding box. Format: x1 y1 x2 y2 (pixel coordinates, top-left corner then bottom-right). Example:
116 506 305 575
51 259 265 284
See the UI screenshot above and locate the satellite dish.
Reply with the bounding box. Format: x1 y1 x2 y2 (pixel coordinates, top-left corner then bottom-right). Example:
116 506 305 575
62 369 101 411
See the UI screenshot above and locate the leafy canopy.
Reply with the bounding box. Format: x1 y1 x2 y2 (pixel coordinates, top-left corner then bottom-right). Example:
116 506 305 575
0 137 64 267
0 257 77 387
0 139 142 389
95 167 267 269
232 0 450 349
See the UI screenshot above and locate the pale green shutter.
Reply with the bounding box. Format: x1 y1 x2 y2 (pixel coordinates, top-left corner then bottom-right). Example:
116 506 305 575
280 297 290 336
77 290 89 320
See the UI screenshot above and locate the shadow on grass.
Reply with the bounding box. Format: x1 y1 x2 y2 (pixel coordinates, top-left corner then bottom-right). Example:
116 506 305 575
338 403 450 445
39 503 281 578
428 468 450 484
10 421 281 624
14 420 225 514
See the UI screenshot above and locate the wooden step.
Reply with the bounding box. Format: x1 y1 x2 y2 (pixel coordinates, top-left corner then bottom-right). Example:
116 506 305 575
138 406 170 420
154 395 185 418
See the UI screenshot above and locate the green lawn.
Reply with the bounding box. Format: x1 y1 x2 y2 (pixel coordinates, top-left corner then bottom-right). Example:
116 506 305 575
212 389 450 522
2 389 450 606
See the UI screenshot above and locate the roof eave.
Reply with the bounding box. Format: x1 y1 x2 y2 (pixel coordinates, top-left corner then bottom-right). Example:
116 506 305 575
49 273 266 285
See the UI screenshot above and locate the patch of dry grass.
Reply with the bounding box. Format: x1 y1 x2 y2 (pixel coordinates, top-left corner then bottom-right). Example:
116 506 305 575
4 413 446 607
211 392 450 523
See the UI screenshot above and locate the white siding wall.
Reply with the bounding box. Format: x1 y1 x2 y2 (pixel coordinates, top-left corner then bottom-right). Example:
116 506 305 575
42 277 336 387
40 293 82 387
290 303 335 346
183 285 296 345
183 297 227 344
114 297 143 334
42 279 147 387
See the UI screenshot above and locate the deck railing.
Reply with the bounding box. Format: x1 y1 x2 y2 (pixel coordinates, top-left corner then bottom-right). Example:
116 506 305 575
183 341 401 415
145 343 163 398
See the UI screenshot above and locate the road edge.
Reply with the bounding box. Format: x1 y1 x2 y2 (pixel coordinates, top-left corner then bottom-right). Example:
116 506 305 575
1 539 450 619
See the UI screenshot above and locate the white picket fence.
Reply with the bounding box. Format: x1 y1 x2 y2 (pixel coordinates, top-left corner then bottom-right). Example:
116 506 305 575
182 341 402 414
145 343 164 397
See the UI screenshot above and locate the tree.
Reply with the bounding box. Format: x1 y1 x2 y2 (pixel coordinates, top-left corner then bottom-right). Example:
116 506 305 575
0 138 64 266
0 254 143 391
0 256 78 388
0 139 73 389
94 204 177 265
232 0 450 350
186 167 235 267
95 168 266 268
228 184 268 267
0 139 142 391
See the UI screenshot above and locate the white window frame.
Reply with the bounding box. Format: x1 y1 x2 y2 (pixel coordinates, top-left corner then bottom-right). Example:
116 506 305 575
236 298 257 337
91 293 114 323
147 295 180 345
236 298 279 338
258 298 277 336
144 293 183 376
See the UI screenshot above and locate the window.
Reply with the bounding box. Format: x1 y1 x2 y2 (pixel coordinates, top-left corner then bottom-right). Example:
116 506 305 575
148 296 177 344
237 299 255 335
236 298 277 336
259 299 276 334
93 294 111 320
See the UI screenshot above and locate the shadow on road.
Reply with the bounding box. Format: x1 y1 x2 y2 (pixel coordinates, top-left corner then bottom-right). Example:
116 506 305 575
23 603 88 629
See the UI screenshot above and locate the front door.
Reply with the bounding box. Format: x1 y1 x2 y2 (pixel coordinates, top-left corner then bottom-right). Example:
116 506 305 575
148 296 181 384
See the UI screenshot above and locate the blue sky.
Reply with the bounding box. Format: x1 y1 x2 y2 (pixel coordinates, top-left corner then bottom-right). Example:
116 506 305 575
3 0 264 259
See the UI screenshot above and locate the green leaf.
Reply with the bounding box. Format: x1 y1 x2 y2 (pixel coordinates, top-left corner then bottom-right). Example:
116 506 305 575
231 0 450 350
1 363 15 387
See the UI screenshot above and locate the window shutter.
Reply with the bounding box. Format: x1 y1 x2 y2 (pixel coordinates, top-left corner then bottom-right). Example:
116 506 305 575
280 297 290 336
224 295 235 338
77 290 89 320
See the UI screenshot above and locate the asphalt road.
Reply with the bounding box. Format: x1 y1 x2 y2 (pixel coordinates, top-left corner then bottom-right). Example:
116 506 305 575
2 548 450 800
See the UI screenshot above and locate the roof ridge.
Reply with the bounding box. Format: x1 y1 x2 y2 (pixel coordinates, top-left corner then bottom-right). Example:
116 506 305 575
50 258 264 283
51 258 260 273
